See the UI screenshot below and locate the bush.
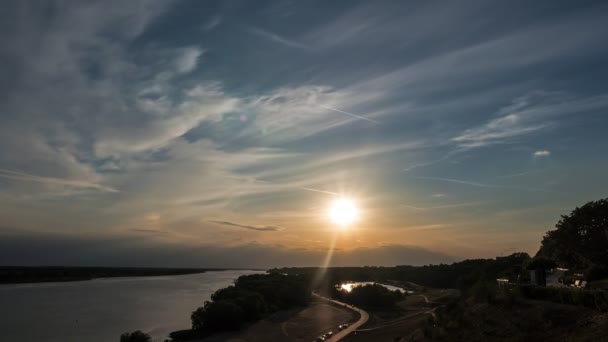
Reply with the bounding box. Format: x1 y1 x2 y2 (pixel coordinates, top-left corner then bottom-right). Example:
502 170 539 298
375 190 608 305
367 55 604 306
586 264 608 281
120 330 151 342
520 286 608 311
192 300 245 331
470 280 497 303
191 273 311 333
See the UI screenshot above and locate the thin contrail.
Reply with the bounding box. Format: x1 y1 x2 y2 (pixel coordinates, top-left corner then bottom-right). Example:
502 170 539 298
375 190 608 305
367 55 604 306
402 201 483 210
300 187 340 196
413 176 500 188
495 169 543 179
402 152 456 172
412 176 555 193
320 105 380 124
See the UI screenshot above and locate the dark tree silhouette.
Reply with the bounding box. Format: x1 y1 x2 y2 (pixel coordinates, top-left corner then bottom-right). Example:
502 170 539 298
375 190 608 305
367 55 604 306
537 198 608 279
190 273 311 333
120 330 151 342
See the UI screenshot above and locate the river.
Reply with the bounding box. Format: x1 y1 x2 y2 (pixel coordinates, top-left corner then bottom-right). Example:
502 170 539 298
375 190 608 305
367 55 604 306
338 282 414 293
0 270 264 342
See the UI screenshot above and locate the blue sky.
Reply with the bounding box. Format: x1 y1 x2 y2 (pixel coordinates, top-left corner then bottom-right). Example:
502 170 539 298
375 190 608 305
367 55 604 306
1 0 608 267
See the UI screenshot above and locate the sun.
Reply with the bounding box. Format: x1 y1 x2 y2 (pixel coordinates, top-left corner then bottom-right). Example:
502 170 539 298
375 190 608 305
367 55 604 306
328 197 359 226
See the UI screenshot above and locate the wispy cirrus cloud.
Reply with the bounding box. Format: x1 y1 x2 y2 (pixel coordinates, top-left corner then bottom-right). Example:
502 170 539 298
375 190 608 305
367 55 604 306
0 169 118 193
210 220 284 232
452 113 550 149
2 0 608 265
203 15 222 31
173 46 204 74
248 27 308 49
452 92 608 149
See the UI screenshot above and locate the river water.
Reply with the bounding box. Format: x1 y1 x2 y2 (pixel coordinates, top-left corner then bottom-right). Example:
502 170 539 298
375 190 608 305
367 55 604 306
0 270 264 342
338 282 414 293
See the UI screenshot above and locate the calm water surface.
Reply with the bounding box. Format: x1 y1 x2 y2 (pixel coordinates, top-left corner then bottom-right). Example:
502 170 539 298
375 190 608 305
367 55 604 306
0 270 264 342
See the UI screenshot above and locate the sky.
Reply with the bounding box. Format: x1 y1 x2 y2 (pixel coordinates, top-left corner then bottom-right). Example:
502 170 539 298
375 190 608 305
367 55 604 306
1 0 608 268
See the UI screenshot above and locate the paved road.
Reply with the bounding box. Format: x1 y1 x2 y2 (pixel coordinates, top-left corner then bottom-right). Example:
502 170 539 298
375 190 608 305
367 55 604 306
312 293 369 341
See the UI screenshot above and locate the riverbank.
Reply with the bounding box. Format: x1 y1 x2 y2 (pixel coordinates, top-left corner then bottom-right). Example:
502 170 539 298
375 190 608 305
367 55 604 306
0 266 262 284
0 270 265 342
191 296 359 342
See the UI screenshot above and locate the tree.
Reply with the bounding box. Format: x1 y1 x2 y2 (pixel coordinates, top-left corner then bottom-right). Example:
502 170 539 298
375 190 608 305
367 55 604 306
120 330 151 342
192 300 245 331
537 198 608 279
525 257 557 271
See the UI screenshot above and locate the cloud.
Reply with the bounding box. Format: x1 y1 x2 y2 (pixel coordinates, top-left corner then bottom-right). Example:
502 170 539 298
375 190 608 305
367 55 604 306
0 230 457 268
401 201 483 210
319 105 380 124
2 0 608 263
203 15 221 31
248 27 308 49
533 150 551 157
0 169 118 193
452 113 549 148
211 220 283 232
174 46 204 74
129 228 167 234
452 92 608 149
95 83 240 157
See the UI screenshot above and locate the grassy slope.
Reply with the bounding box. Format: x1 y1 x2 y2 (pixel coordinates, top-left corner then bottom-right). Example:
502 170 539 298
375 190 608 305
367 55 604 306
430 297 608 341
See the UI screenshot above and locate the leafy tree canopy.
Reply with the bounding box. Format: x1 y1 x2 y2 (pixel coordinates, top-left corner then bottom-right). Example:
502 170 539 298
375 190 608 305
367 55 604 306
537 198 608 277
120 330 151 342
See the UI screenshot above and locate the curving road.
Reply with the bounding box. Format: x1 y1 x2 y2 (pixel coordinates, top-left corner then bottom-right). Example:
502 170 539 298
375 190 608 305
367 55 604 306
312 293 369 341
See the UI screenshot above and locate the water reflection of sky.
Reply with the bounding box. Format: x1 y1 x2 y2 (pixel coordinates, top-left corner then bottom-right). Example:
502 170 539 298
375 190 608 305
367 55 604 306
338 282 413 293
0 270 264 342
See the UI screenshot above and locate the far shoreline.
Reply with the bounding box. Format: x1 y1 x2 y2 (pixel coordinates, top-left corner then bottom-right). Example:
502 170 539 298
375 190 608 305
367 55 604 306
0 266 266 285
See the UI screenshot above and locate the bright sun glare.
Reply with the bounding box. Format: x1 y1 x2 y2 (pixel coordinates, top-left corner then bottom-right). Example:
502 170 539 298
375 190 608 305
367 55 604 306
329 197 359 226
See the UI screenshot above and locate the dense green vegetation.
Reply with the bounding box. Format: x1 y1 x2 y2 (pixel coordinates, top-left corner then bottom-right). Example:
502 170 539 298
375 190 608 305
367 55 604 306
171 273 311 340
520 285 608 311
0 266 213 284
119 330 151 342
331 283 405 308
536 198 608 280
427 287 608 341
274 252 531 292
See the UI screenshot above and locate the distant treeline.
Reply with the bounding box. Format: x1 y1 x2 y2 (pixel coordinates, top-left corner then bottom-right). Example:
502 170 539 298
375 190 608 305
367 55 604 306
272 252 531 292
170 273 311 341
0 266 219 284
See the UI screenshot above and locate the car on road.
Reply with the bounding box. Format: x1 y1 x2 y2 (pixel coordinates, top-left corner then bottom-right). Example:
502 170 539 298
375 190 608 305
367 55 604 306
326 331 333 337
315 336 326 342
338 323 349 330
